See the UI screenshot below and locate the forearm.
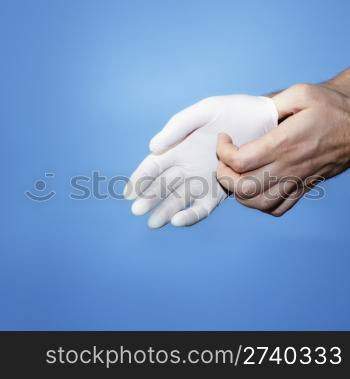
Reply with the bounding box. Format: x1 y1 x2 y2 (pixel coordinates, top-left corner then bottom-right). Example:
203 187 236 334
321 67 350 97
266 67 350 99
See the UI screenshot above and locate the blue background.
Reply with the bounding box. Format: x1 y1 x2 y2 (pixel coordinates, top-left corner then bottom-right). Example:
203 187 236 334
1 0 349 330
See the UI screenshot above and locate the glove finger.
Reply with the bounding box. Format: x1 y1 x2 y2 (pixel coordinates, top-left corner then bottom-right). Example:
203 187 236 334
170 201 210 227
131 166 185 216
149 99 213 154
123 153 173 200
147 183 191 229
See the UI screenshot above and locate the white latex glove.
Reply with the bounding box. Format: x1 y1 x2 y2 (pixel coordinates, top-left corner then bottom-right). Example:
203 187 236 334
124 95 278 228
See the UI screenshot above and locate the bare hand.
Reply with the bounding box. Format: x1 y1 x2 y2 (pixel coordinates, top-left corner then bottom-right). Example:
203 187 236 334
216 83 350 216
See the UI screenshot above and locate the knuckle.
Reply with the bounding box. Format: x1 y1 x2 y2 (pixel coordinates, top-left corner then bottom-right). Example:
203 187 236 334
225 153 236 167
218 175 234 192
220 146 237 167
230 156 245 173
258 196 273 211
236 178 257 198
242 180 256 196
292 83 316 100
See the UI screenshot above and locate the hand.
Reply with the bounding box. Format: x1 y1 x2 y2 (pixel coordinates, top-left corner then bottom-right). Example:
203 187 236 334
216 83 350 216
124 95 277 228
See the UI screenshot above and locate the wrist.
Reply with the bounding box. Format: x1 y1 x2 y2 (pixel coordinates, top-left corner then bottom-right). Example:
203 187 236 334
322 81 350 98
321 68 350 98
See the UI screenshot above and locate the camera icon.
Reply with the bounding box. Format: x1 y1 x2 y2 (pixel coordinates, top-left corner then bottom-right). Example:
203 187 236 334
25 173 56 202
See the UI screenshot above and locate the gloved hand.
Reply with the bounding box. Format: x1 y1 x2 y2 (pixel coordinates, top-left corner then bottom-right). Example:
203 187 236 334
124 95 278 228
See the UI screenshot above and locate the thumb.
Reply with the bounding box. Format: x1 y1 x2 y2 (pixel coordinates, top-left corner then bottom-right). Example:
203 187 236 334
216 132 239 166
149 99 212 154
